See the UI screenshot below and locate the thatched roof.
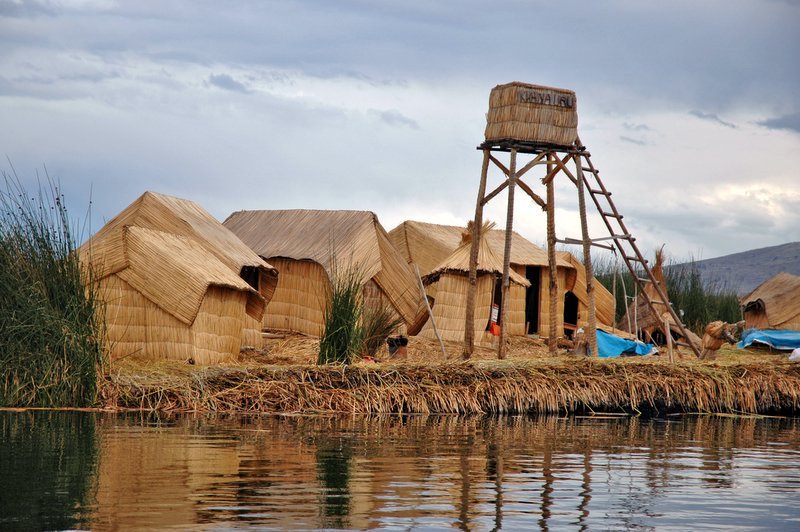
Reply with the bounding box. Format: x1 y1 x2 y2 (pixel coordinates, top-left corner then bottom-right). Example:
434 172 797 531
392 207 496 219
558 251 616 327
389 220 573 277
424 222 530 287
80 191 277 324
741 272 800 328
223 209 426 329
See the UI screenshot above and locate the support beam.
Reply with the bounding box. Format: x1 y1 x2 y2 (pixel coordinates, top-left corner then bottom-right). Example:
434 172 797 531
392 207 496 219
516 178 547 210
546 152 558 354
463 150 490 359
576 158 598 357
498 149 517 360
481 179 510 206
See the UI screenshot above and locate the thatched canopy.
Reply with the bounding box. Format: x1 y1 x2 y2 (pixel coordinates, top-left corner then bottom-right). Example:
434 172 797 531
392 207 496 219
81 191 277 325
223 209 426 331
389 220 572 277
741 272 800 330
423 222 529 287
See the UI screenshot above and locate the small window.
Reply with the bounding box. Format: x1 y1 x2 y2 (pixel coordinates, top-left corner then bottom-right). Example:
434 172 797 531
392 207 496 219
240 266 260 290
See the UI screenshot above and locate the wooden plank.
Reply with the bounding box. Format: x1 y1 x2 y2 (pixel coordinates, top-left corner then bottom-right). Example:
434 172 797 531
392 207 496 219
481 179 510 206
517 178 547 210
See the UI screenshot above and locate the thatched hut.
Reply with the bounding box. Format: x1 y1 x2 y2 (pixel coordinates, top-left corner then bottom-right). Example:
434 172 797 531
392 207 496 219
741 272 800 330
223 209 427 337
389 220 615 337
419 222 530 345
80 192 278 364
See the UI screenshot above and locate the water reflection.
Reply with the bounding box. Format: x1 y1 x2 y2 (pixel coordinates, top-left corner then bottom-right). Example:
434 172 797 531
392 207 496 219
1 412 798 530
0 411 99 530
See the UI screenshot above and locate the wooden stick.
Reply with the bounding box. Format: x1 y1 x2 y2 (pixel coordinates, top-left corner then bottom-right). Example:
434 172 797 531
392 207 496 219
516 178 547 210
415 265 447 359
665 316 674 363
546 152 558 354
464 150 490 359
498 149 517 360
482 179 510 206
576 157 598 357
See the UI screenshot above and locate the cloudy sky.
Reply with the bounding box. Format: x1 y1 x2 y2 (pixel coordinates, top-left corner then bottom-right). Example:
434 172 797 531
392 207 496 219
1 0 798 260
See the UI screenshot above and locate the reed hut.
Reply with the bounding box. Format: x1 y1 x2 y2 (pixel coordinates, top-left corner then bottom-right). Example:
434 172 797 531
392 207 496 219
79 192 279 364
389 220 613 337
419 222 530 345
223 209 428 337
741 272 800 330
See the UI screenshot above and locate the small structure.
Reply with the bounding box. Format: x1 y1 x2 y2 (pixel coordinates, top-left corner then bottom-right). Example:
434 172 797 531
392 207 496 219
389 220 616 337
80 192 278 364
223 209 427 337
741 272 800 330
419 222 530 345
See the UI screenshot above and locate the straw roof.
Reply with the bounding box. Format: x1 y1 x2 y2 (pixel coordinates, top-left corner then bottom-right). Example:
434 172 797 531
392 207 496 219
558 251 616 326
223 209 426 329
741 272 800 329
80 191 277 325
424 222 530 287
389 220 572 277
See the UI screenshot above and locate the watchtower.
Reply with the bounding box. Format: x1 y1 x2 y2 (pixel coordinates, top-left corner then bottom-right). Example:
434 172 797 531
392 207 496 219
463 82 702 359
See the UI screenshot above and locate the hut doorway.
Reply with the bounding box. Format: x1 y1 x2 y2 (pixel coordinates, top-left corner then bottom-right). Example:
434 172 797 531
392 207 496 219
525 266 541 334
563 290 579 339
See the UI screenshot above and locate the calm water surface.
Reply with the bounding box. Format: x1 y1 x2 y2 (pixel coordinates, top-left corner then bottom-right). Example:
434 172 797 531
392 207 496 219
1 411 799 530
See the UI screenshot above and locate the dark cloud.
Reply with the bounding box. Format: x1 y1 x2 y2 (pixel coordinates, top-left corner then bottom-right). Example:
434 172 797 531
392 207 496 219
619 136 648 146
207 73 248 93
689 110 737 129
369 109 419 129
758 112 800 133
623 122 651 131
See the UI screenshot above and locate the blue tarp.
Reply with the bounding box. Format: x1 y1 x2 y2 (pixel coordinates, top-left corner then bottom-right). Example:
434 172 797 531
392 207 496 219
594 329 656 358
738 329 800 351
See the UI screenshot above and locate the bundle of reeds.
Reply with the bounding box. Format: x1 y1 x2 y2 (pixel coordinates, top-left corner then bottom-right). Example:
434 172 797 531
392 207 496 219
102 357 800 416
0 172 103 407
484 82 578 146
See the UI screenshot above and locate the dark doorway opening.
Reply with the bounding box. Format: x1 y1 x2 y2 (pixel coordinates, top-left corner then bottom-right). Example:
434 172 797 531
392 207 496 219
563 290 579 339
525 266 541 334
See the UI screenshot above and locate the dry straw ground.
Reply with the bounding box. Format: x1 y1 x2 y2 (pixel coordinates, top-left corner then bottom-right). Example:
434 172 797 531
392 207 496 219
99 333 800 416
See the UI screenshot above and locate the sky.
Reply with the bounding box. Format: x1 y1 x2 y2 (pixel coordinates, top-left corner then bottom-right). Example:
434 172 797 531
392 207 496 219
1 0 799 261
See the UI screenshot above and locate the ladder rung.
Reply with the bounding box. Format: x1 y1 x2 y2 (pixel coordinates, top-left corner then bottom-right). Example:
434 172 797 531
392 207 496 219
589 188 610 195
624 255 648 264
581 167 599 174
602 212 622 219
637 277 653 283
649 300 667 306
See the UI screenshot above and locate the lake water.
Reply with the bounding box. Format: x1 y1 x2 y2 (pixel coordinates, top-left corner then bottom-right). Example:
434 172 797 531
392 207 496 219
1 411 799 530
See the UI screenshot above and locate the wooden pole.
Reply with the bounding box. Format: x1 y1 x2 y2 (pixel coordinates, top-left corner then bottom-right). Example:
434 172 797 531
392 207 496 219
575 154 598 357
498 149 517 360
464 150 490 359
546 152 558 354
415 265 447 359
665 316 674 363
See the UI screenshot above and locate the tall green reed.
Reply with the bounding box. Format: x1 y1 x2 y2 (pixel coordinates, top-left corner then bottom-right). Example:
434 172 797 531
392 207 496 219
594 253 741 335
0 170 103 407
318 262 402 364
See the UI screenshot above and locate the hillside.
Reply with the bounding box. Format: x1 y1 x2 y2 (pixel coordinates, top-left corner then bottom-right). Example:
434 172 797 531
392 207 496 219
679 242 800 296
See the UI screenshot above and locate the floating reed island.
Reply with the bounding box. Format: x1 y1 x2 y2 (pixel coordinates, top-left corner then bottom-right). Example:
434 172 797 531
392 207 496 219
100 336 800 416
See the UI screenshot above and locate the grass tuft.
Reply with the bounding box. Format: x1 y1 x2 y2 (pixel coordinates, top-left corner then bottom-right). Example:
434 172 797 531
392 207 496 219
0 169 103 407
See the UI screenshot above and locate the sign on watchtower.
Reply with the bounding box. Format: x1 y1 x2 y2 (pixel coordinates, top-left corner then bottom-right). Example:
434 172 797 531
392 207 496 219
463 82 703 361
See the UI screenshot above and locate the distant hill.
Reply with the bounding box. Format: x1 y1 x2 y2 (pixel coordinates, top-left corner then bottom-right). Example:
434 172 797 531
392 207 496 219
673 242 800 296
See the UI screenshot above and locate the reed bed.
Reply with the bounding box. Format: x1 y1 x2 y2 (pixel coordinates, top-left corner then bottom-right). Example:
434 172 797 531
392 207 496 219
101 352 800 416
0 171 103 407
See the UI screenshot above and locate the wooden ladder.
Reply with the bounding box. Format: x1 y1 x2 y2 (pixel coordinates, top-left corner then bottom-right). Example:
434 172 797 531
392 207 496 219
574 145 703 359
